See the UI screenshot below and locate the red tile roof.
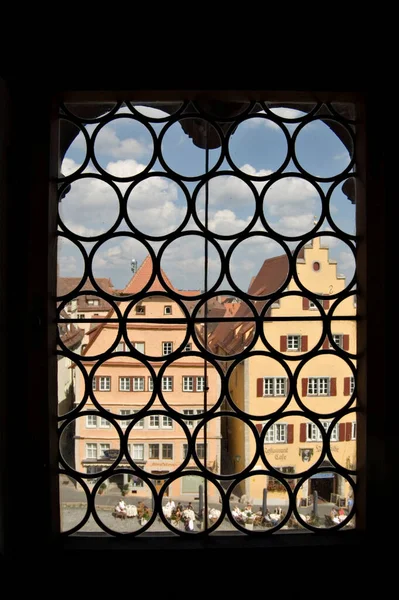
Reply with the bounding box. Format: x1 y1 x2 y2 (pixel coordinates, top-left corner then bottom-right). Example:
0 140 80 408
57 277 115 312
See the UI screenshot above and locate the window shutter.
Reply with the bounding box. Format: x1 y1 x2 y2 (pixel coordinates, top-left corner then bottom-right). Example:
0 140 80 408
302 298 309 310
301 335 308 351
343 377 350 396
322 337 329 349
330 378 337 396
255 423 263 434
339 423 346 441
280 335 287 351
287 424 294 444
257 378 264 397
300 423 306 442
343 334 350 351
302 378 308 396
323 298 330 309
346 422 352 441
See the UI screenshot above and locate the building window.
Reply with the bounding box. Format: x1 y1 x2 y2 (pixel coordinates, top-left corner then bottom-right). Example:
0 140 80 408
182 409 200 428
264 424 287 443
99 377 111 391
196 443 206 459
351 421 357 440
132 410 145 429
308 377 330 396
162 342 173 355
309 301 317 309
162 376 173 392
149 444 159 459
99 443 110 457
78 314 85 319
162 444 173 459
313 261 320 271
120 409 131 428
196 376 206 392
263 377 287 396
183 343 192 352
115 342 125 352
306 421 338 441
183 443 206 459
119 377 131 392
92 378 96 391
131 444 144 460
133 342 145 353
149 415 160 429
132 377 145 391
136 305 145 315
87 299 99 306
287 335 301 351
99 418 110 428
86 443 97 459
350 376 355 394
164 305 172 315
148 377 154 392
183 376 194 392
86 415 97 428
162 416 173 429
331 334 343 349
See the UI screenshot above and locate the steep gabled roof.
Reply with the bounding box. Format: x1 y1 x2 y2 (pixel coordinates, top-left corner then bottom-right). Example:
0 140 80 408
122 255 175 295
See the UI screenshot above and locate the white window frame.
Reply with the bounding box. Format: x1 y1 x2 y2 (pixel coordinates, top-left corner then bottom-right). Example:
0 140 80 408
86 415 97 428
331 334 343 349
263 377 287 396
131 444 144 460
132 377 145 392
162 416 173 429
135 305 145 315
164 305 172 315
306 421 338 441
287 335 301 351
99 376 111 391
162 376 173 392
115 341 125 352
119 377 131 392
132 410 145 429
149 415 160 429
99 417 110 428
92 378 96 391
183 343 192 352
309 300 317 310
162 341 173 355
196 376 205 392
264 423 287 443
99 443 110 457
134 342 145 353
351 421 357 440
308 377 330 396
183 376 194 392
182 409 200 428
148 377 154 392
86 443 97 459
119 409 132 428
350 376 355 394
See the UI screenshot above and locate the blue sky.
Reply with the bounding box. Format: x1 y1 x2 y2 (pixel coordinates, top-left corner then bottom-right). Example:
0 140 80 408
58 103 356 295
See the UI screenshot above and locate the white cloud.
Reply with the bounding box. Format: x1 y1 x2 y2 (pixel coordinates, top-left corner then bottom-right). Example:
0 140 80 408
271 213 315 236
58 255 79 275
264 177 319 218
61 157 80 177
95 127 151 160
239 164 273 178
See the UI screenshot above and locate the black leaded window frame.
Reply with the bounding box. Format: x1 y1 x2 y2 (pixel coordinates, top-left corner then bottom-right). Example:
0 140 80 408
0 84 389 556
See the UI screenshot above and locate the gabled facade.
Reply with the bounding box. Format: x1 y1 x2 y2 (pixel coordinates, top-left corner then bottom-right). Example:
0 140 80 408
73 257 221 500
211 237 356 506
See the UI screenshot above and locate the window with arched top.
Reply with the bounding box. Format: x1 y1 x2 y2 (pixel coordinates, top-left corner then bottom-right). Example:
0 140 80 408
1 82 387 558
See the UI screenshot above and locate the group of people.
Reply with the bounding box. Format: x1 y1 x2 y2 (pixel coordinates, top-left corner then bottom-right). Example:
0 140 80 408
330 506 347 524
114 499 138 518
